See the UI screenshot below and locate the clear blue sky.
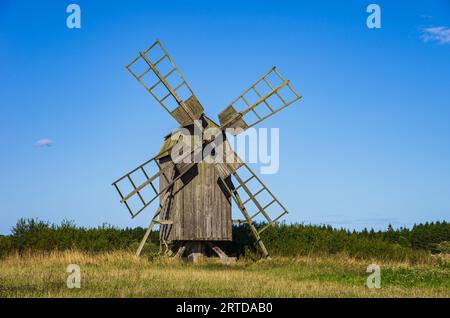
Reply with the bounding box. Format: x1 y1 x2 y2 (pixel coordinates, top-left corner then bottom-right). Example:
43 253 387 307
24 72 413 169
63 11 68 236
1 1 449 234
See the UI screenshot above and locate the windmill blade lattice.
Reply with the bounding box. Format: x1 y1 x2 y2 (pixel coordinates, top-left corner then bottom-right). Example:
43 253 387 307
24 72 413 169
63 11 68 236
126 40 204 126
112 157 173 218
218 67 301 135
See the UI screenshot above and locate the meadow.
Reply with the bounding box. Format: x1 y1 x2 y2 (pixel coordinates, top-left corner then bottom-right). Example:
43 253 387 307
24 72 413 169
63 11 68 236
0 250 449 298
0 219 449 298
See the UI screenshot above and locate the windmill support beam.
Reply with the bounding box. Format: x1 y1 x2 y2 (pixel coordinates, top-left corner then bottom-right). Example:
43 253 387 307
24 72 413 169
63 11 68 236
135 190 171 257
172 241 236 263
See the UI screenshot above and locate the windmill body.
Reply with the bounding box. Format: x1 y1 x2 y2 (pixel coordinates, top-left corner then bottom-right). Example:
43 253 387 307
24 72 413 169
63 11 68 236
156 120 233 243
112 40 302 260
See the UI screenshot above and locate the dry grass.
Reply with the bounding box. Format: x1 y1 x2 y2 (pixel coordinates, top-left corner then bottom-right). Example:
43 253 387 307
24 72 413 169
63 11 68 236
0 250 448 298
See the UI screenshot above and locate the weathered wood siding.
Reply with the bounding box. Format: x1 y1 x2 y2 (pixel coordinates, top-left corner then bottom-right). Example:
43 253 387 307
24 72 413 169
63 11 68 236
159 158 232 241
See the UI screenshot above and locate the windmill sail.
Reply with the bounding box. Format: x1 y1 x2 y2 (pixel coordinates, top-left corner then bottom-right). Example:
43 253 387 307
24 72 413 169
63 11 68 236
112 157 174 218
213 160 288 257
112 156 198 219
212 141 288 234
219 162 288 231
126 40 204 126
218 67 301 135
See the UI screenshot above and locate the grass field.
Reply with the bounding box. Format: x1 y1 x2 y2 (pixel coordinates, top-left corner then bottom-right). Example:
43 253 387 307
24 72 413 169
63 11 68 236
0 250 449 297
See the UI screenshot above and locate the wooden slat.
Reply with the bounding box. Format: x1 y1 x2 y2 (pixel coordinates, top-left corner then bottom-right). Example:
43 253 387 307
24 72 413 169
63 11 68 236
137 67 152 80
127 175 146 205
251 108 261 119
113 183 133 217
262 199 276 210
252 86 274 112
258 211 288 235
173 81 185 92
216 155 288 229
163 68 176 79
154 54 167 66
242 175 255 185
242 188 265 205
159 91 172 103
120 167 164 203
148 80 162 92
233 171 272 224
249 199 276 219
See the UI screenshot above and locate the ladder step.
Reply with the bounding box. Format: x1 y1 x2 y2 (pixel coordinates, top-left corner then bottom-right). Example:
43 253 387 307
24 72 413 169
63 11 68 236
257 211 288 235
241 96 251 106
258 224 271 235
149 80 162 91
250 210 261 219
243 175 255 184
138 67 152 80
272 211 288 224
159 92 172 103
154 54 167 66
252 86 262 97
242 188 265 205
263 199 276 210
157 220 173 225
163 68 176 79
233 219 248 225
127 175 146 205
173 81 185 92
251 108 261 119
144 40 160 53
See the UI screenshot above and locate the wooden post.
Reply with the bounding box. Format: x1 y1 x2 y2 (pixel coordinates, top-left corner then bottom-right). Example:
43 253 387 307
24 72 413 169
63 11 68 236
135 191 170 257
136 219 156 257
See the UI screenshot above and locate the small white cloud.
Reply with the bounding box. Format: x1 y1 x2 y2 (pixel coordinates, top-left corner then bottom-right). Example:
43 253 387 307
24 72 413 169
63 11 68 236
36 138 54 147
421 26 450 45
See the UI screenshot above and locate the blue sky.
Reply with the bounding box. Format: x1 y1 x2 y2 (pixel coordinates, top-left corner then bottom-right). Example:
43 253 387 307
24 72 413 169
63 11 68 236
0 1 449 234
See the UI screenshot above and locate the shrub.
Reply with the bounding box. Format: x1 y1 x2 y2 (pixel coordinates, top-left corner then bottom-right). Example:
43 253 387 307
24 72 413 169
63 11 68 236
1 218 448 263
435 241 450 254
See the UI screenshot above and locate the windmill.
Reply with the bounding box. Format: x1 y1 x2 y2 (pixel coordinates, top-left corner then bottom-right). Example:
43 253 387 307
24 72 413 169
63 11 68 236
112 40 302 261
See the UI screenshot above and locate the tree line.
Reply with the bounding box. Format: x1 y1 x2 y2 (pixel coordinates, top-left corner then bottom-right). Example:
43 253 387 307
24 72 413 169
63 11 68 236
0 218 448 261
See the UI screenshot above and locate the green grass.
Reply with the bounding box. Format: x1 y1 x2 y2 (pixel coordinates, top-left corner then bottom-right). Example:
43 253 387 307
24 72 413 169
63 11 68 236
0 250 448 298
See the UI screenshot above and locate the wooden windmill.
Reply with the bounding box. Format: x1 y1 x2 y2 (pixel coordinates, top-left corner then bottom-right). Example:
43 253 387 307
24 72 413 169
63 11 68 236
112 40 301 260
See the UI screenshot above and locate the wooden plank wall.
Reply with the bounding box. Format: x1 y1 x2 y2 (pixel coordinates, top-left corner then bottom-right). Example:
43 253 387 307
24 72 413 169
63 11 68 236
159 158 232 241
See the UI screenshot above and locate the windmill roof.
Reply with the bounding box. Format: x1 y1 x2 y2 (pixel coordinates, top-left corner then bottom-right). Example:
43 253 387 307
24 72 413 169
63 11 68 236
153 115 220 160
